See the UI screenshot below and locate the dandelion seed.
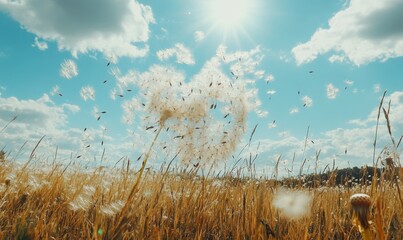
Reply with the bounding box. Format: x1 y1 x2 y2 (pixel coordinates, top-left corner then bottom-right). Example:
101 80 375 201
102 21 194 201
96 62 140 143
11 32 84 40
60 59 78 79
68 186 95 211
344 80 354 85
51 85 61 96
326 83 339 99
268 122 276 129
99 200 124 216
80 86 96 101
266 90 276 95
290 107 299 114
273 190 312 219
265 74 274 84
302 96 313 107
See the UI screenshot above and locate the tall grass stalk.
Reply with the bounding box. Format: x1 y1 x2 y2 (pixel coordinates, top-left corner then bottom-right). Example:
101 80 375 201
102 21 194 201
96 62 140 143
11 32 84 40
111 123 164 238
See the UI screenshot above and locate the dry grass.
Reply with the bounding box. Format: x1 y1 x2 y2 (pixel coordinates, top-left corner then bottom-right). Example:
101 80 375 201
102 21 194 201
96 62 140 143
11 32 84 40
0 157 402 239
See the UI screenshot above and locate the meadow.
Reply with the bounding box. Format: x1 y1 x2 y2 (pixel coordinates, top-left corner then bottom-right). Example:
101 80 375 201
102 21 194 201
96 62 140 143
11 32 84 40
0 146 401 239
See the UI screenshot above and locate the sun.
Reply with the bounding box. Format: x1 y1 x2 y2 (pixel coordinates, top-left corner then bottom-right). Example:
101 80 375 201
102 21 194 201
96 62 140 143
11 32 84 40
206 0 255 31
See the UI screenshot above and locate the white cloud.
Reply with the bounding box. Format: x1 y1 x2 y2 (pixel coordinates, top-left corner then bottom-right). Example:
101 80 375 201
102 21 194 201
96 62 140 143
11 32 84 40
60 59 78 79
0 95 152 166
156 43 195 65
352 91 403 126
62 103 80 113
253 91 403 177
279 53 292 63
292 0 403 65
328 54 346 63
0 86 6 97
32 37 48 51
194 31 205 42
0 94 67 129
155 27 168 40
0 0 154 59
0 94 82 155
80 86 96 101
326 83 339 99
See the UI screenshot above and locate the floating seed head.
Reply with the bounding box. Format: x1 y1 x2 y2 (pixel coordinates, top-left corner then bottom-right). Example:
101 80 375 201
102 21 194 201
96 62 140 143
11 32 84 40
273 190 313 219
350 193 371 229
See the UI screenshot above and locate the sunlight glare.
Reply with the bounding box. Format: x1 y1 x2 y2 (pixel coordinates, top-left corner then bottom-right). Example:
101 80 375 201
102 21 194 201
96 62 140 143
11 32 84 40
208 0 253 30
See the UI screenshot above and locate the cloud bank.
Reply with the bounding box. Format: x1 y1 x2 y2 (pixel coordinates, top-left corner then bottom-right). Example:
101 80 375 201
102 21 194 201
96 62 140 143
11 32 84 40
292 0 403 65
0 0 155 59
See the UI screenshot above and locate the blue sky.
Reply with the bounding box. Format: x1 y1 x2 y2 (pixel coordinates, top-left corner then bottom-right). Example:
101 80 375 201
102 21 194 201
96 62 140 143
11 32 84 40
0 0 402 177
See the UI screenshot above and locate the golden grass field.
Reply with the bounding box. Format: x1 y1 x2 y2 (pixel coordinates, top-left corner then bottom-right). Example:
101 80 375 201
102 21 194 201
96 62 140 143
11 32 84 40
0 152 401 239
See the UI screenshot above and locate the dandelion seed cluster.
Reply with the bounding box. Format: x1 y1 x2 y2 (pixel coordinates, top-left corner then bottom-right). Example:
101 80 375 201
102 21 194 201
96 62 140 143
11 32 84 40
118 46 266 165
